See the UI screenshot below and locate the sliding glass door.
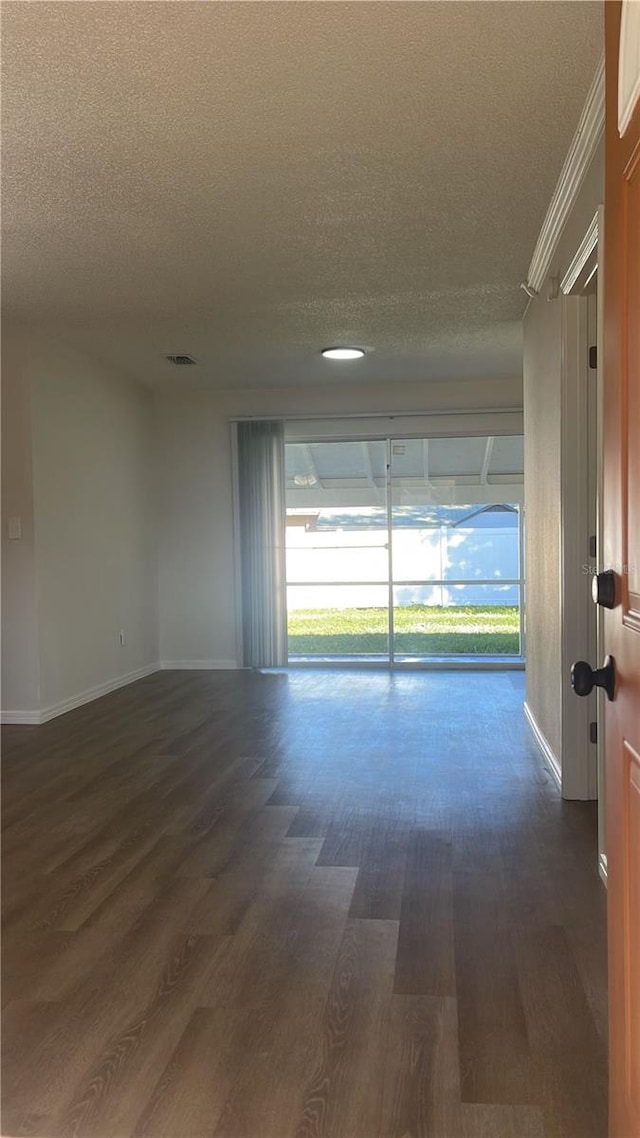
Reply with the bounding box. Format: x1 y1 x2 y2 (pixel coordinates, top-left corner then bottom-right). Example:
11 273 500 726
285 440 390 659
285 434 524 664
390 437 523 660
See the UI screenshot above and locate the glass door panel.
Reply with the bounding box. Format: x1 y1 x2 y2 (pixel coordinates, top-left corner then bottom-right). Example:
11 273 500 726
390 436 524 659
285 440 390 659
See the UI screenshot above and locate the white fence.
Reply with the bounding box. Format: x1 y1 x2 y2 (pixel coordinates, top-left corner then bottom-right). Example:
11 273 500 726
286 525 520 610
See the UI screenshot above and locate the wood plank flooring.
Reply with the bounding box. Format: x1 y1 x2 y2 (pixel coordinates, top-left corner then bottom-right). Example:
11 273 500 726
1 670 608 1138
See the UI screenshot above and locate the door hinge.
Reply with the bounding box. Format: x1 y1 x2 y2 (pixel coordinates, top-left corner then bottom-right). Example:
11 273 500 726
590 721 598 745
589 534 597 558
589 345 597 369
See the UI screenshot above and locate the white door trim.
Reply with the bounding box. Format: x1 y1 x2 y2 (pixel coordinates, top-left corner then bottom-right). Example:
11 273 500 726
560 295 597 799
559 209 603 803
560 211 599 296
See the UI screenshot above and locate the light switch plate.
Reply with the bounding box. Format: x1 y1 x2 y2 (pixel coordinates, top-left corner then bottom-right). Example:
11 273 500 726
7 517 22 540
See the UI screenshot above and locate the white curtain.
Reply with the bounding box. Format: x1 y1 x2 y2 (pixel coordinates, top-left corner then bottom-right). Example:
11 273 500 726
236 420 288 668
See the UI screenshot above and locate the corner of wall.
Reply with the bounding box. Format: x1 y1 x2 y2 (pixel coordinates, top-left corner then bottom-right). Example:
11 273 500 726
1 326 40 717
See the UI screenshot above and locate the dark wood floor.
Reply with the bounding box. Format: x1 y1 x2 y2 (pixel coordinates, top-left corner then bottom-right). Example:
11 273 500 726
2 670 607 1138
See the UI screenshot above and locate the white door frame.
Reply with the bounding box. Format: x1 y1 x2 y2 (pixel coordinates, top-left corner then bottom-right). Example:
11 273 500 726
559 209 605 856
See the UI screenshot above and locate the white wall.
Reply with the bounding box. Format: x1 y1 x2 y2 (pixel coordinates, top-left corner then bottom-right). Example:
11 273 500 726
1 330 158 718
1 330 40 714
155 391 237 667
30 335 158 711
154 375 523 666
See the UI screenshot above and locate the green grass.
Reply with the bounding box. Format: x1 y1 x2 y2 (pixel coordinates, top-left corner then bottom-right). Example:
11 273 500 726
288 605 520 656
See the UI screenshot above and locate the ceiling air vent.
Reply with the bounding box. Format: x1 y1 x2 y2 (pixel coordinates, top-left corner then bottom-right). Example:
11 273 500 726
165 354 197 366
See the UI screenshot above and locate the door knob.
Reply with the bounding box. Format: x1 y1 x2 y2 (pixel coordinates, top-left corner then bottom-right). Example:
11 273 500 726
571 655 616 701
592 569 616 609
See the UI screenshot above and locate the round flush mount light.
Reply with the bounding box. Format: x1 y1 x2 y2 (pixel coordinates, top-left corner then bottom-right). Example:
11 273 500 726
321 347 365 360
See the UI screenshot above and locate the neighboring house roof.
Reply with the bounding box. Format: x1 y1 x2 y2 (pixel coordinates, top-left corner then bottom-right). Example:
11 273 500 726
312 504 518 530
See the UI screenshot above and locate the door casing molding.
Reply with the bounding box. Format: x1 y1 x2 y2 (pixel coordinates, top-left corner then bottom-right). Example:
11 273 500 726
559 209 604 805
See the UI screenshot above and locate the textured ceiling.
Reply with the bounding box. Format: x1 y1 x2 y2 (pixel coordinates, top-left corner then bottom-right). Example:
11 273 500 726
2 1 602 389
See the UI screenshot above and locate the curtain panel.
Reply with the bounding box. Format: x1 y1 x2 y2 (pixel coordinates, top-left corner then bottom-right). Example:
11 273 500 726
236 420 288 668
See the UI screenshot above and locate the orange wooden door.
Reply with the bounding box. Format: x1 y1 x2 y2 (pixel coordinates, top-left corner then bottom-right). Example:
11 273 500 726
604 3 640 1135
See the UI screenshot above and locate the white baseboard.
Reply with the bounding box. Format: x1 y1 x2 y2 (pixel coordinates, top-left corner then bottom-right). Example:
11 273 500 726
598 852 608 887
159 660 238 670
0 709 42 725
1 663 160 725
523 700 562 791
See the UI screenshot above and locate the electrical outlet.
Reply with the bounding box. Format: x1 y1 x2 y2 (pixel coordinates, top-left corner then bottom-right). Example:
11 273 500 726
119 630 125 647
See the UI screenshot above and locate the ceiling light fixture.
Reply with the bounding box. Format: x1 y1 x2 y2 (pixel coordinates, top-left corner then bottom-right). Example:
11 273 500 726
321 347 365 360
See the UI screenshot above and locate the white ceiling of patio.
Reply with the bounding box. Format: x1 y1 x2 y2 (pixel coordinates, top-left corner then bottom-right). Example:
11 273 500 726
285 435 524 508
